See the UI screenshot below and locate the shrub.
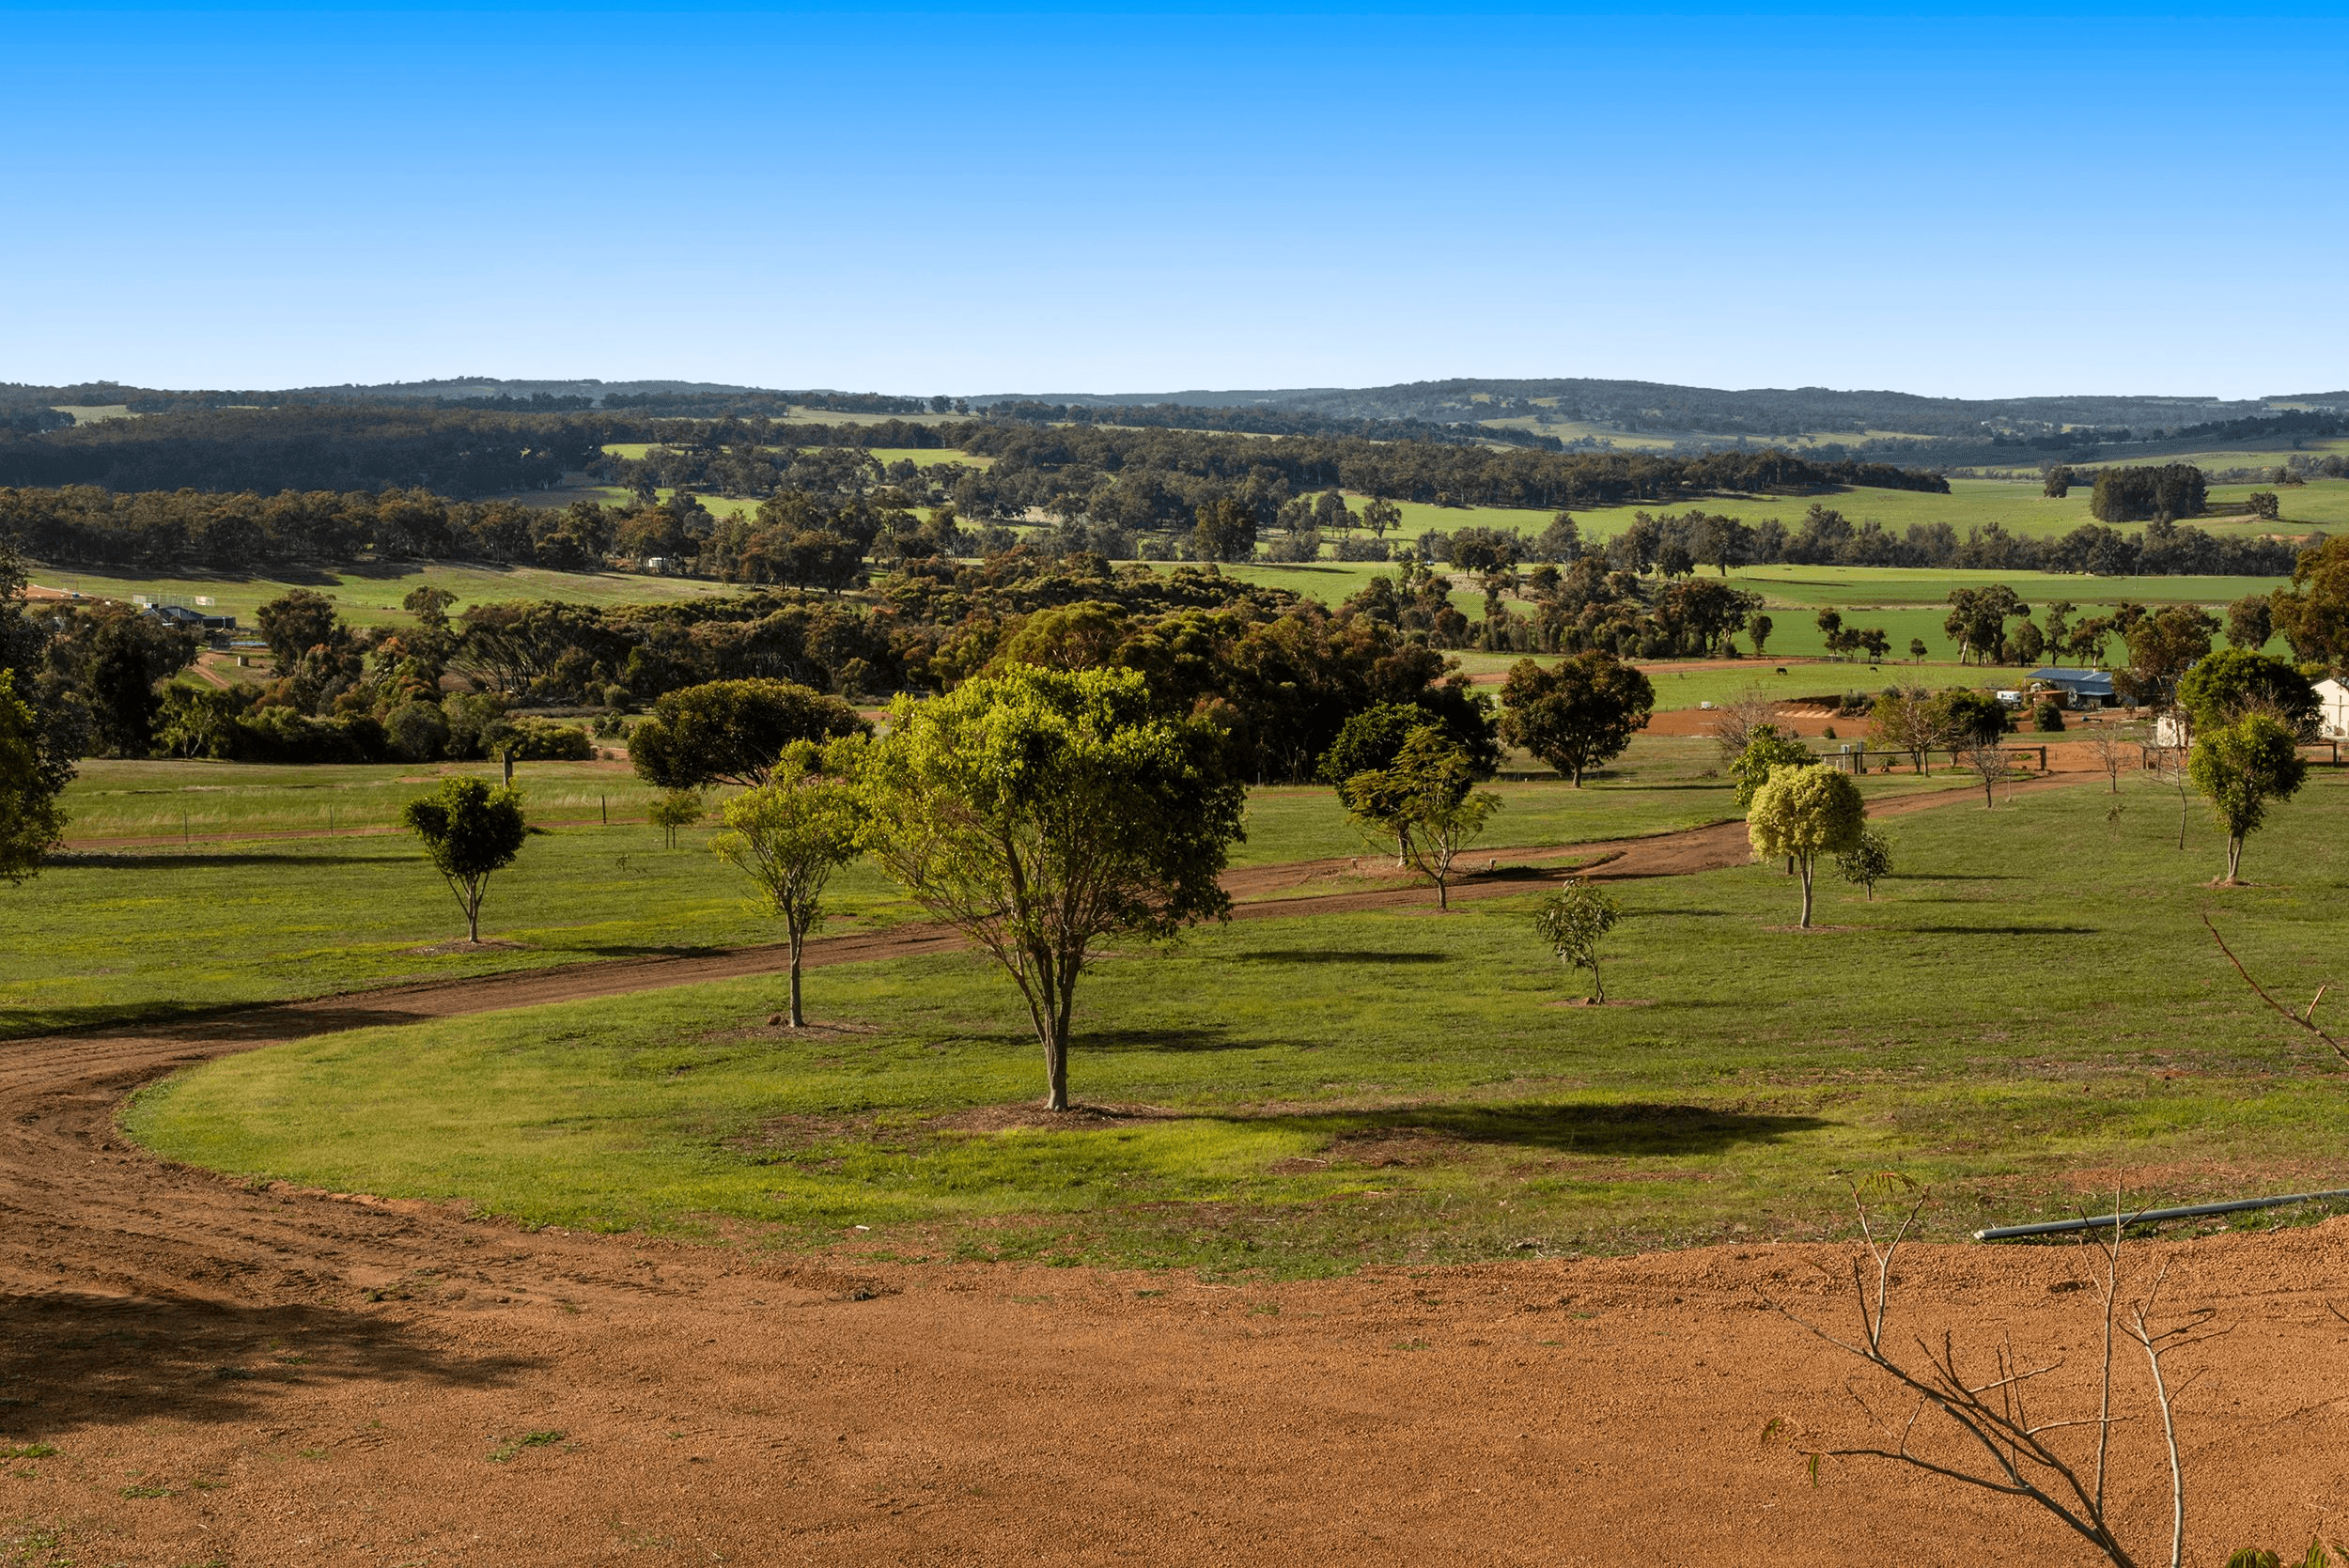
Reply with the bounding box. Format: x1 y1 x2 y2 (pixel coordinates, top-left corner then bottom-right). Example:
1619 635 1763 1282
1333 536 1391 562
2033 700 2065 732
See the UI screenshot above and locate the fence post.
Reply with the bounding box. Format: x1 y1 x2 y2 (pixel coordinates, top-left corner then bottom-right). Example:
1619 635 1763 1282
2039 745 2046 770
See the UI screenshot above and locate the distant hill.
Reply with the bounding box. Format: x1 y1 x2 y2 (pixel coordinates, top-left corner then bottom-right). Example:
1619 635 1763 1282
6 376 2344 466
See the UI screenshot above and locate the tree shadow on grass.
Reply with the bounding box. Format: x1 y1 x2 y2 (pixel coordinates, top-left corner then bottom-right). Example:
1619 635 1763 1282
10 1001 441 1046
49 850 399 870
1906 924 2099 937
1233 950 1449 966
0 1291 542 1439
1081 1026 1262 1054
1251 1100 1828 1158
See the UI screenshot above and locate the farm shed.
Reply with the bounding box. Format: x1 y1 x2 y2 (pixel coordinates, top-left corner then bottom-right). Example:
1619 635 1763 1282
2027 667 2114 707
2316 677 2349 740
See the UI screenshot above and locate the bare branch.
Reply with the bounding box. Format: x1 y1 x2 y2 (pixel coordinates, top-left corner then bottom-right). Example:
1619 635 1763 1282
2203 910 2349 1066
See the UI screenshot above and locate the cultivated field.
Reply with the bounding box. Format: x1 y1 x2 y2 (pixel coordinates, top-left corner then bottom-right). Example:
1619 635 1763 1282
28 561 736 626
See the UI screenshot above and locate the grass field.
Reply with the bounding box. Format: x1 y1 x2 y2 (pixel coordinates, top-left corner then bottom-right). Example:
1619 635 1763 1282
14 739 1940 1038
125 766 2349 1274
27 562 736 627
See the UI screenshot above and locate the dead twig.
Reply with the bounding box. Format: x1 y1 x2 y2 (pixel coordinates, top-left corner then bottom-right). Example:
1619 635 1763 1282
2202 912 2349 1067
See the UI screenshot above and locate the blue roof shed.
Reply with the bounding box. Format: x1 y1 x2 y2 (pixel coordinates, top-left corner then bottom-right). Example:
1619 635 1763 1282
2029 667 2114 701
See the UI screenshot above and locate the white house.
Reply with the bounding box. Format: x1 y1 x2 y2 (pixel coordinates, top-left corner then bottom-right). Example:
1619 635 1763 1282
2316 677 2349 740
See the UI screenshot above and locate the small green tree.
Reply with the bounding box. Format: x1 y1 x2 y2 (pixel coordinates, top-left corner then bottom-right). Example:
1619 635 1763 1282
1533 879 1620 1001
648 789 706 849
712 738 866 1028
2189 713 2308 883
1835 827 1891 901
0 671 67 883
1746 765 1867 927
402 777 529 943
1750 614 1774 657
1346 727 1500 909
1729 724 1815 808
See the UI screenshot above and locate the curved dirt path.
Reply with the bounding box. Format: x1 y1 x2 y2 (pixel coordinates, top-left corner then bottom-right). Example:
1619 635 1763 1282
27 768 2343 1564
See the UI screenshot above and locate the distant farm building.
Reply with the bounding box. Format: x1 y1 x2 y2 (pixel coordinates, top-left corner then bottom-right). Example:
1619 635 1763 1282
2027 667 2115 707
2317 677 2349 740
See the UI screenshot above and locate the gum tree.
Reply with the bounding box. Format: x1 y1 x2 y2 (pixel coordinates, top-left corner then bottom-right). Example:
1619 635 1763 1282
712 737 865 1028
1498 650 1655 786
2189 713 2307 884
1533 879 1620 1001
402 777 529 943
1746 764 1867 927
1345 726 1500 909
859 665 1244 1112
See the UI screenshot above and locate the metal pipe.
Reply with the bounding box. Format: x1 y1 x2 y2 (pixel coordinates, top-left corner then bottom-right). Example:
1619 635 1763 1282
1975 1188 2349 1242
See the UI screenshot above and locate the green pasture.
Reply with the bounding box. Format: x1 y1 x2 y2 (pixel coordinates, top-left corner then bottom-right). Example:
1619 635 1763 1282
27 562 733 628
127 768 2349 1274
863 447 990 471
12 740 1957 1037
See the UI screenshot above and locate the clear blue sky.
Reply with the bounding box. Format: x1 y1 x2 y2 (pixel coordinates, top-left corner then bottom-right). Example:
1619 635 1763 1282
4 0 2342 399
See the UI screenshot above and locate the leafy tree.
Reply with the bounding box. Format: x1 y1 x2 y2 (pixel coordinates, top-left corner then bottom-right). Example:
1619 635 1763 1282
2120 603 2219 713
0 671 67 883
1745 764 1867 927
401 776 529 943
1943 585 2028 665
2090 463 2208 523
2032 699 2065 733
1907 638 1927 661
2248 490 2280 520
859 665 1243 1111
648 789 706 849
2271 534 2349 670
1497 651 1655 786
712 738 866 1028
1191 497 1258 563
630 678 867 790
1533 879 1620 1001
1729 724 1815 808
1835 827 1891 900
2190 714 2308 883
2177 647 2316 737
2224 595 2274 651
1360 496 1402 541
2042 465 2074 499
1868 687 1938 773
1318 703 1428 862
256 588 344 669
1933 689 2009 753
1750 614 1774 657
1344 726 1499 909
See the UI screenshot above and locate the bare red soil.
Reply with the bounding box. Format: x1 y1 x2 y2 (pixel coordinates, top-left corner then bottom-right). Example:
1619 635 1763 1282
15 781 2345 1563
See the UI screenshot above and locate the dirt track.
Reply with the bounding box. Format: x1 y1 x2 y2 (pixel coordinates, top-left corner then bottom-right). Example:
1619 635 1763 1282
14 775 2347 1564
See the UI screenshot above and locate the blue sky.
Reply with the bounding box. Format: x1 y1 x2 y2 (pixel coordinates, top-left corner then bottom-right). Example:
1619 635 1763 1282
3 1 2342 399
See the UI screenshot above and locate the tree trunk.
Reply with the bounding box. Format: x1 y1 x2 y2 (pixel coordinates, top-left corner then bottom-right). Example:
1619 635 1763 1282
1983 777 1995 809
786 926 806 1028
2226 835 2244 882
1044 975 1078 1112
1590 957 1604 1004
466 887 481 944
1797 856 1814 927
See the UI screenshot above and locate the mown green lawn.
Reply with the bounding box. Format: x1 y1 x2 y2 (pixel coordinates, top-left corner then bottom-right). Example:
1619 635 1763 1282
125 768 2349 1275
23 738 1937 1035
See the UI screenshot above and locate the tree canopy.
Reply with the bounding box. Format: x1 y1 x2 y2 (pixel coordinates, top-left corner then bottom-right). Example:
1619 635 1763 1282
401 777 529 942
2189 714 2307 883
1497 651 1655 785
629 678 868 790
859 665 1245 1110
712 737 867 1028
1746 764 1867 927
2176 648 2316 737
